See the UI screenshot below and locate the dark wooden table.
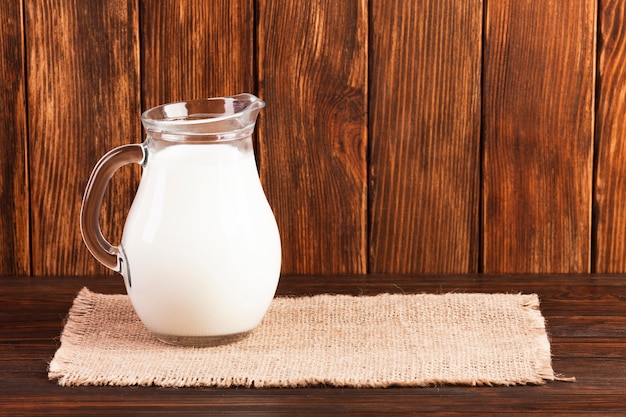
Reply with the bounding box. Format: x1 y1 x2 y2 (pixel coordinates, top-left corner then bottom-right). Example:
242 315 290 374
1 274 625 416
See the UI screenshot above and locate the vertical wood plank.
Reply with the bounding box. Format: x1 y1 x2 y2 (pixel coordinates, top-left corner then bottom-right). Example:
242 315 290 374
26 0 140 275
593 0 626 272
369 0 482 273
140 0 254 109
0 0 30 275
482 0 595 273
257 0 368 274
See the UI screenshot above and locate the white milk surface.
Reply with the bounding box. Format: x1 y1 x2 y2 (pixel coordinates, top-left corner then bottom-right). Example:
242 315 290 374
121 142 281 337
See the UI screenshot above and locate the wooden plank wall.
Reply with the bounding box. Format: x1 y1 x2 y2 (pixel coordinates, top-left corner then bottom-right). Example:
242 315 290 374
0 0 29 275
369 0 481 273
0 0 624 277
483 0 596 273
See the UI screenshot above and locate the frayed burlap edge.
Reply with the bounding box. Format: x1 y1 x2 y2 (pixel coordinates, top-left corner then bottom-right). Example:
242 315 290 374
48 288 115 384
49 288 573 388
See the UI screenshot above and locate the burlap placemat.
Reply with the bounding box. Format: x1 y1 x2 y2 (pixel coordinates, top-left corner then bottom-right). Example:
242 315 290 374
49 288 559 387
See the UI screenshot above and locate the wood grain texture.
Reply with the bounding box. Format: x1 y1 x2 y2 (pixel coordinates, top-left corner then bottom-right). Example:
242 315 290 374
25 0 140 275
369 0 482 273
593 0 626 273
0 1 30 275
5 1 626 276
2 274 626 415
140 0 254 108
257 0 368 274
482 0 596 273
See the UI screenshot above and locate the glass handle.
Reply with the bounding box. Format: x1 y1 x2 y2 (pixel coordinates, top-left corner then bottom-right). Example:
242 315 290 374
80 144 145 272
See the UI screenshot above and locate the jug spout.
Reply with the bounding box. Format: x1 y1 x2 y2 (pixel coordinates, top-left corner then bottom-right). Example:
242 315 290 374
220 93 265 124
232 93 265 116
141 93 265 141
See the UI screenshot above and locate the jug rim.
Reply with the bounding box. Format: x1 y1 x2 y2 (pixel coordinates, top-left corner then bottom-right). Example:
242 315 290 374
141 93 265 141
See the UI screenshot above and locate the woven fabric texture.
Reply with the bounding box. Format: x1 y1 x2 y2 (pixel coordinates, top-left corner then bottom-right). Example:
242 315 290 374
49 288 556 387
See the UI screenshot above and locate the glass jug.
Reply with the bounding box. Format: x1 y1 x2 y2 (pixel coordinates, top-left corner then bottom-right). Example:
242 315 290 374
80 94 281 346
